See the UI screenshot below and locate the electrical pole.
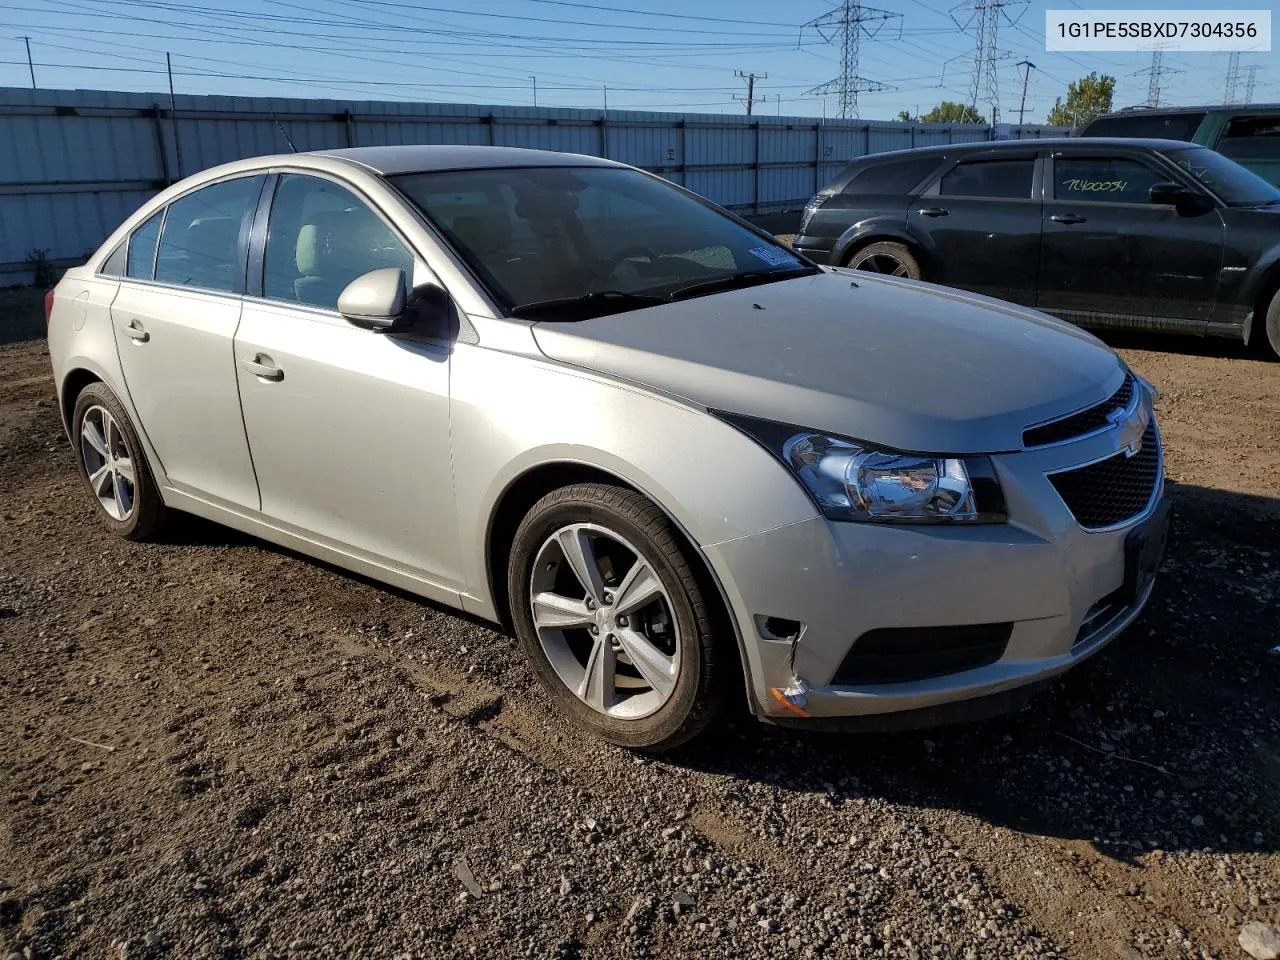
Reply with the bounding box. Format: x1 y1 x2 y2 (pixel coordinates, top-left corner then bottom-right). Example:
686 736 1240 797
1133 47 1180 108
1224 52 1241 104
733 70 768 115
530 76 537 107
801 1 901 119
21 37 35 89
166 52 185 180
952 0 1028 125
1245 64 1260 103
1016 59 1035 125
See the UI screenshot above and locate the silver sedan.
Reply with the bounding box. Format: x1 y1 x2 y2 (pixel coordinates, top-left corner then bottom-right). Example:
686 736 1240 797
46 145 1169 751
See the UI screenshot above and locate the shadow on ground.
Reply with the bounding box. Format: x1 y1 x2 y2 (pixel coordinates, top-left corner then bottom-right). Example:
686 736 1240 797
671 481 1280 861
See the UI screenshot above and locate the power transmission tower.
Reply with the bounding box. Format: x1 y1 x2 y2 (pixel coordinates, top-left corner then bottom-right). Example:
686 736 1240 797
1245 64 1260 102
1224 52 1241 104
733 70 768 115
952 0 1027 124
801 1 901 119
1133 48 1180 108
1016 59 1035 125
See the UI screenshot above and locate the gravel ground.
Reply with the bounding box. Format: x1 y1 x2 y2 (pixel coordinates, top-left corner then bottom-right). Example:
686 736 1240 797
1 299 1278 959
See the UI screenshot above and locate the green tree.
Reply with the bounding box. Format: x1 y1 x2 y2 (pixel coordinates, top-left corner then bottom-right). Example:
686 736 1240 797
920 101 983 124
897 110 916 122
1046 72 1116 128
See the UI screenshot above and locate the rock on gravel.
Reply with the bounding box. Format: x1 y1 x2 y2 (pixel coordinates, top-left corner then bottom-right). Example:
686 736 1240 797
1240 922 1280 960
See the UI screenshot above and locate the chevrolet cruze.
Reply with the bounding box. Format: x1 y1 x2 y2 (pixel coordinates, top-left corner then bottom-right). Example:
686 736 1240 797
46 145 1169 751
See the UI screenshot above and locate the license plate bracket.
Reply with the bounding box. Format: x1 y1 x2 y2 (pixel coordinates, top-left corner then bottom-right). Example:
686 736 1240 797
1122 497 1171 603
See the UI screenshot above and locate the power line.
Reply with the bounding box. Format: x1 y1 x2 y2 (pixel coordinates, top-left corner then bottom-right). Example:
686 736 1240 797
1016 59 1034 125
801 0 901 119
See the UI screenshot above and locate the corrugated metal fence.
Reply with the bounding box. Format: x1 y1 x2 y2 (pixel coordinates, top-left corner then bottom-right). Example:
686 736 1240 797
0 86 1068 284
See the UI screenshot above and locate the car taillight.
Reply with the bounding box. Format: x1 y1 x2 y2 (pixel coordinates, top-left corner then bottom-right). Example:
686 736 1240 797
799 194 830 234
44 287 56 326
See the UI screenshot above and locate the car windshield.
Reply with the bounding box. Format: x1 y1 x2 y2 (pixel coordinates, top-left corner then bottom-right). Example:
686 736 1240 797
390 166 817 318
1158 146 1280 207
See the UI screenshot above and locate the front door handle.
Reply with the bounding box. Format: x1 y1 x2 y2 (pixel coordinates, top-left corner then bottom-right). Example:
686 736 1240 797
1050 213 1087 224
124 319 149 343
239 354 284 382
917 206 949 218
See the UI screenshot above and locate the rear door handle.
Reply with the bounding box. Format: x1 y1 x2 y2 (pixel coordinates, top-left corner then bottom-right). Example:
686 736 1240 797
124 319 149 343
917 206 949 218
239 354 284 382
1050 213 1087 224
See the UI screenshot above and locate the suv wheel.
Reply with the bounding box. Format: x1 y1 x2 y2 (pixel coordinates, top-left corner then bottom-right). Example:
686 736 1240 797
848 241 922 280
508 483 724 752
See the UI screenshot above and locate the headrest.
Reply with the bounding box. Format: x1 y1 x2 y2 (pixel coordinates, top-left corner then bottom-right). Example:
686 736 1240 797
295 210 352 275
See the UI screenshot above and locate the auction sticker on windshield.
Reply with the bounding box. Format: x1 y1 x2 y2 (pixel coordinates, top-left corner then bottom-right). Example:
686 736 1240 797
748 246 802 267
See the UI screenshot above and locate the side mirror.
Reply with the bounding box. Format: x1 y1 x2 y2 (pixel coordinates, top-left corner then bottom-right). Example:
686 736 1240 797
1149 182 1207 213
338 267 408 332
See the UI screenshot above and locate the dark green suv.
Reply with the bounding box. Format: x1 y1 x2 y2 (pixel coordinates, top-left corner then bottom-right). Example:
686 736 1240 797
1080 105 1280 186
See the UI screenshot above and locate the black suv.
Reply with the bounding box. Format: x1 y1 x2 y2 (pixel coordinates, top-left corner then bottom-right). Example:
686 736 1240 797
792 137 1280 355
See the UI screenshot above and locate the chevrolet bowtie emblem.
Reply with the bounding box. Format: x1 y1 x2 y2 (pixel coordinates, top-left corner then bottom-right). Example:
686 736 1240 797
1107 402 1150 458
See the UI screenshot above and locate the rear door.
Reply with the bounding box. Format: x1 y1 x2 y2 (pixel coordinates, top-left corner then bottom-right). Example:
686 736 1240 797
1037 149 1224 326
109 175 264 510
909 152 1042 305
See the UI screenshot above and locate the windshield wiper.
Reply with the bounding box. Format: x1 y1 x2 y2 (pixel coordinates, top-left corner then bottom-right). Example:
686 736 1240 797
510 290 666 319
663 266 816 303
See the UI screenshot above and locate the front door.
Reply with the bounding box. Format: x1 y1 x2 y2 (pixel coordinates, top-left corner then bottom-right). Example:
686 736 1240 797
233 172 462 588
110 176 264 510
1037 151 1225 326
910 153 1042 305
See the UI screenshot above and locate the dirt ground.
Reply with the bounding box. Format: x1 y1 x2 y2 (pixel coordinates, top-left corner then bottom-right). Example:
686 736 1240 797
1 302 1278 959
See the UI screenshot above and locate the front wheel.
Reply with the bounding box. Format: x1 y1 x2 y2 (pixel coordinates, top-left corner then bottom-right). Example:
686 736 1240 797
507 483 724 752
1258 286 1280 359
848 241 922 280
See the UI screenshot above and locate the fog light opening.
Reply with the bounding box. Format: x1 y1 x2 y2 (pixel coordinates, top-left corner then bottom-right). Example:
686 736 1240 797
756 615 803 643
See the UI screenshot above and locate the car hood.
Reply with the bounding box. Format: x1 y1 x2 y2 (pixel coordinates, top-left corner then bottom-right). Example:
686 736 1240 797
530 270 1125 454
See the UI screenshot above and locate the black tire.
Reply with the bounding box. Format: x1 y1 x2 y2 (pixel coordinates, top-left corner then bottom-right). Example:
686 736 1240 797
70 382 167 541
847 241 922 280
508 483 724 752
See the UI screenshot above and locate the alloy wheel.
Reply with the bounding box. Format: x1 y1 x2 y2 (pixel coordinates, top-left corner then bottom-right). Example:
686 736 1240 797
79 404 136 521
852 252 912 277
529 523 681 720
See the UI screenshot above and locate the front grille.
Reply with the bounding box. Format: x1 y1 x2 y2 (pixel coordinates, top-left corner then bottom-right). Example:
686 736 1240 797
1024 374 1135 448
831 623 1012 686
1048 423 1160 529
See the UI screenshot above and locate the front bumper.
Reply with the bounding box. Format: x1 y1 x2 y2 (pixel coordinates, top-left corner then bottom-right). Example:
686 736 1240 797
705 419 1166 724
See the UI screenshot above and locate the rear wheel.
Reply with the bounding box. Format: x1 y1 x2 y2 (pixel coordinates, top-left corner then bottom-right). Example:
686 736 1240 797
848 241 922 280
71 382 167 540
507 483 723 752
1259 286 1280 359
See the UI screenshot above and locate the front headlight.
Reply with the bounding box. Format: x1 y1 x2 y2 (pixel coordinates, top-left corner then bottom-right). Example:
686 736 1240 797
717 414 1006 524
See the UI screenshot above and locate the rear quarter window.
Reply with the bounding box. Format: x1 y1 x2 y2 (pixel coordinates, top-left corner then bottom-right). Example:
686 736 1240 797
842 157 943 196
1080 112 1205 141
1216 116 1280 165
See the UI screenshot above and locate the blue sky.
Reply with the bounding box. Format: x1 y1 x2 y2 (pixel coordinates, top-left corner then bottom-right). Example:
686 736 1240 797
0 0 1274 122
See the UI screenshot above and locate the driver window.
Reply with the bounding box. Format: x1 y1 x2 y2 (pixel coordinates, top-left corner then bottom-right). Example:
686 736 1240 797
263 174 413 311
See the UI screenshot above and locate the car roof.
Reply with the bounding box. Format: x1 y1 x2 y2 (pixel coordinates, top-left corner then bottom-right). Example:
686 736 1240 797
851 136 1201 162
1095 104 1280 117
306 144 624 175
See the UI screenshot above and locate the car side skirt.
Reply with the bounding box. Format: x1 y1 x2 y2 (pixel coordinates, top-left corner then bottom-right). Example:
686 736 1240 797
1051 308 1246 341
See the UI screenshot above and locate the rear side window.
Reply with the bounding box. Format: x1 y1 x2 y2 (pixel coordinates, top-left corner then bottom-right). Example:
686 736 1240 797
1053 156 1168 203
939 159 1035 199
1080 112 1205 141
126 210 163 280
154 177 262 293
842 157 943 196
1217 116 1280 165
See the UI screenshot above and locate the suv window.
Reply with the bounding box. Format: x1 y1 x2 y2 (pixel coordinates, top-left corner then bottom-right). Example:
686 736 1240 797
1080 112 1205 141
154 177 261 292
1053 156 1168 203
939 159 1034 199
1217 116 1280 165
125 210 164 280
264 174 414 311
843 157 943 196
